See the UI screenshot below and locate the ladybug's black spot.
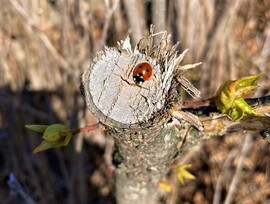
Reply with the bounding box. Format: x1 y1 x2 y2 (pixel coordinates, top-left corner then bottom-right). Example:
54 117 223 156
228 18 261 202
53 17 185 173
146 69 149 72
133 75 145 84
139 66 142 68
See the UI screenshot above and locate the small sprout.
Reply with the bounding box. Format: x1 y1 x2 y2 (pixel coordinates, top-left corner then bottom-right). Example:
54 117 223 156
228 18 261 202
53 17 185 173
33 124 72 153
25 125 48 133
26 124 72 153
42 124 70 142
33 140 60 154
172 164 195 185
26 123 99 153
158 181 172 193
157 164 195 193
215 73 263 121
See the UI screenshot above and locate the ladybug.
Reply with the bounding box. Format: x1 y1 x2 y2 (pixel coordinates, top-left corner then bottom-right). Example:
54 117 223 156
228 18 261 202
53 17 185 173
133 62 153 84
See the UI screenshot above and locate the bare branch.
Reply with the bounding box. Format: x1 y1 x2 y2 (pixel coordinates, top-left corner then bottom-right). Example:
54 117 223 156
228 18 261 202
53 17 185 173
180 95 270 137
98 0 120 50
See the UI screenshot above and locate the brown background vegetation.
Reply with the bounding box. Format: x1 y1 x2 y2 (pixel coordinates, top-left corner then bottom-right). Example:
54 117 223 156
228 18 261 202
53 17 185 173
0 0 270 203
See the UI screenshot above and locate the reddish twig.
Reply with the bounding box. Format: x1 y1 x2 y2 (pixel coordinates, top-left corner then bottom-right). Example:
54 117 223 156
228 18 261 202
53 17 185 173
70 123 99 135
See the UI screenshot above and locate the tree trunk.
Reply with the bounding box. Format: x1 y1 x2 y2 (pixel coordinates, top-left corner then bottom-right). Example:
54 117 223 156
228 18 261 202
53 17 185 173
82 28 270 204
82 28 202 203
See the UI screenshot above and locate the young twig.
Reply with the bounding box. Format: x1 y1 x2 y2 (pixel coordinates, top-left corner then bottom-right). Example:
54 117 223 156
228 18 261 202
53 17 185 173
70 123 100 135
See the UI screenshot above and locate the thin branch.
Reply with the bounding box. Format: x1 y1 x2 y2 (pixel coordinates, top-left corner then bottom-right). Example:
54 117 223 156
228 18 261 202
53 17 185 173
258 22 270 76
224 132 253 204
236 182 270 203
180 95 270 136
70 123 100 135
182 98 270 137
99 0 120 50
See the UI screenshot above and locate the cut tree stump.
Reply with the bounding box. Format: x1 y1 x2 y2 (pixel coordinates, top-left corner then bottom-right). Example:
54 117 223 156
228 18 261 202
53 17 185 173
82 27 270 204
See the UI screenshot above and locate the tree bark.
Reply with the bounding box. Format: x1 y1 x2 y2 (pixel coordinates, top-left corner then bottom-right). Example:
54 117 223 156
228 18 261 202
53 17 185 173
82 29 270 204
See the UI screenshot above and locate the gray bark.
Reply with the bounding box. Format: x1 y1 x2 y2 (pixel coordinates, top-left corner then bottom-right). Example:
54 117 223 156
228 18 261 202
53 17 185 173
82 30 204 204
81 29 270 204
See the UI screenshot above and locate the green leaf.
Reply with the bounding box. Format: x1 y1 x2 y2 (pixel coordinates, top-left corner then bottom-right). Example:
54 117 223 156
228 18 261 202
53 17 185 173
43 124 70 142
54 131 72 147
33 140 56 153
234 98 256 119
234 86 257 98
215 73 262 121
25 125 48 133
27 123 99 153
236 73 263 88
33 132 72 154
30 124 73 153
215 80 237 111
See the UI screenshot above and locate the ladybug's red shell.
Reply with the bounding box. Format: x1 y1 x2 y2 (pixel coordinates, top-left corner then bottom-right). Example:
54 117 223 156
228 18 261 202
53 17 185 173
133 62 153 84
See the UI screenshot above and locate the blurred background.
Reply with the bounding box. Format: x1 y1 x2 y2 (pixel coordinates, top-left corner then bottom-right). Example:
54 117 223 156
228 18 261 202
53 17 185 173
0 0 270 203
